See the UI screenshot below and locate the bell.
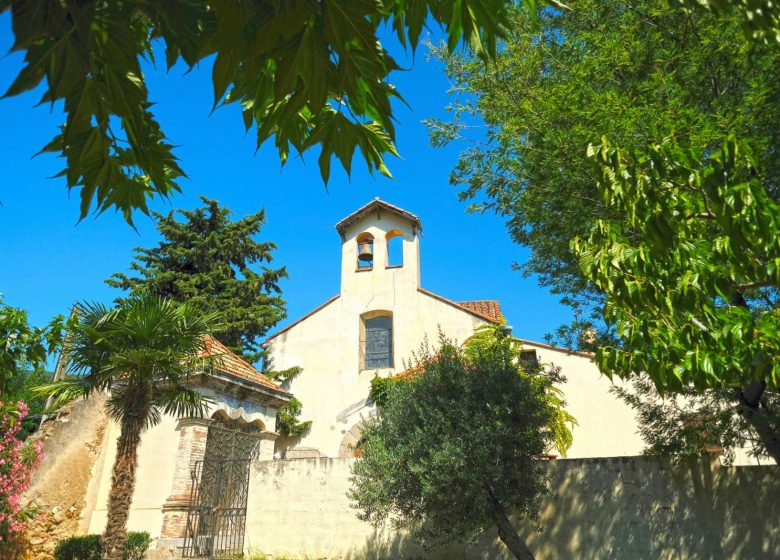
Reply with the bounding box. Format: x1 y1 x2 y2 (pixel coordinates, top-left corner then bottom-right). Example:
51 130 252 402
358 241 374 262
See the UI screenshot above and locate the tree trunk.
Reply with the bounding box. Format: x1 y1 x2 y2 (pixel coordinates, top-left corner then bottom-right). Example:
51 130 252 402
736 379 780 464
101 418 142 560
490 497 535 560
729 293 780 464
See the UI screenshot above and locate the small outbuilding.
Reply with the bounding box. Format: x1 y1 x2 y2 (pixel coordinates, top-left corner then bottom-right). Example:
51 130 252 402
82 336 290 557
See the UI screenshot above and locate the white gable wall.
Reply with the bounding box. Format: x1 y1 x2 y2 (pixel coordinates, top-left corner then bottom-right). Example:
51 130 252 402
267 208 493 457
523 342 644 458
266 290 489 458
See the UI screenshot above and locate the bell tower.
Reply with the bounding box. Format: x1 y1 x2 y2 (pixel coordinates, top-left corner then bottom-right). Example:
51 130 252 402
335 198 422 297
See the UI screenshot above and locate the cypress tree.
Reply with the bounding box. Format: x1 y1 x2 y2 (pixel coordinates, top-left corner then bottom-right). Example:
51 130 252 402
108 197 287 362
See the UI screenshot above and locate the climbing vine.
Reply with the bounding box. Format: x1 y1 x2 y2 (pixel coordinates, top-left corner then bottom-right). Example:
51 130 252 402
265 367 312 438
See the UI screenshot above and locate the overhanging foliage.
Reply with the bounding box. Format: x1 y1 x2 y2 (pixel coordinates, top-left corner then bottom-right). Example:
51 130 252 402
2 0 515 222
574 136 780 462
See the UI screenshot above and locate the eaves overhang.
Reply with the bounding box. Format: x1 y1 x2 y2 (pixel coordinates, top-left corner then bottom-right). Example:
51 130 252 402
335 197 422 238
188 369 291 409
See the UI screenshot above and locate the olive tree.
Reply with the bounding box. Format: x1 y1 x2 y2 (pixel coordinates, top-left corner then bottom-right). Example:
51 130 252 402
350 331 573 560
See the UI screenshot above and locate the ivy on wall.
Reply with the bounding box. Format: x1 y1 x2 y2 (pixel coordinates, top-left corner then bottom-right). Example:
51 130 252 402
265 367 312 438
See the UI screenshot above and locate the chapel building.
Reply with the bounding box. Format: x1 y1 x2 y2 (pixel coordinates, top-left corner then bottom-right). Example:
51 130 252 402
263 198 643 460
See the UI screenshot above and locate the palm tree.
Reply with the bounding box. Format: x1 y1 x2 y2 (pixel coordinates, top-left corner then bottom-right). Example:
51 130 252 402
40 296 219 560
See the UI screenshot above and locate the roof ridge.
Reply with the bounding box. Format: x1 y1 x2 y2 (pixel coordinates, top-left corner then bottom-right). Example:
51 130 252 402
417 288 502 324
514 338 595 360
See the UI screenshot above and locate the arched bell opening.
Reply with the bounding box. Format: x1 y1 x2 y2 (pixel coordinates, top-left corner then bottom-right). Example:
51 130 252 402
385 229 404 268
356 232 374 269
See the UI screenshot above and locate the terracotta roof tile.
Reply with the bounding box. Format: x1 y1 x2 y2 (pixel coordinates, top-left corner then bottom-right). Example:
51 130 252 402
392 356 439 382
417 289 502 324
200 336 289 394
457 300 503 323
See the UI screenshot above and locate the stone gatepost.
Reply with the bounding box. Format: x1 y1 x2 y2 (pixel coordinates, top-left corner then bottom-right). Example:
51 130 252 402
256 431 279 461
159 417 212 543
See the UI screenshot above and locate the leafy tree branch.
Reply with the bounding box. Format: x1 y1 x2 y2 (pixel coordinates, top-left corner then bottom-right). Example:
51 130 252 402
574 136 780 462
2 0 515 222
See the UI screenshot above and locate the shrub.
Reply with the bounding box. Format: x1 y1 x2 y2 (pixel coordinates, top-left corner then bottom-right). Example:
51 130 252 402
351 332 574 559
124 531 151 560
54 531 151 560
0 401 44 550
53 534 101 560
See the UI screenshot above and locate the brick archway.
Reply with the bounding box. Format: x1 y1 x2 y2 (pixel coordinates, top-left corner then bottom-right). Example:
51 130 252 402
339 421 366 458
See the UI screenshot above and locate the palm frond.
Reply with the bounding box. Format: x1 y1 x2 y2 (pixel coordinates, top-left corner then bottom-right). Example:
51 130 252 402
153 385 212 420
32 378 92 411
61 295 219 431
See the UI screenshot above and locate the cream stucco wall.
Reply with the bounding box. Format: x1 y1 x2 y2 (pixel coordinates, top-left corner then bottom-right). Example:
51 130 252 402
524 341 769 465
87 414 179 537
245 456 780 559
522 341 644 458
267 289 489 458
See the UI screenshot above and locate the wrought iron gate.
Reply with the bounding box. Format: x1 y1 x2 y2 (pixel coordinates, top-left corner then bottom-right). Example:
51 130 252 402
182 423 260 558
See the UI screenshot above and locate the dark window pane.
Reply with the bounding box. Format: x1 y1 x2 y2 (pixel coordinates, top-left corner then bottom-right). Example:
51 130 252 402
364 316 393 368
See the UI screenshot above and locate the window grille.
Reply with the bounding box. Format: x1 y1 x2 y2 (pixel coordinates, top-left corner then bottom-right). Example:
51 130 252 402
364 316 393 369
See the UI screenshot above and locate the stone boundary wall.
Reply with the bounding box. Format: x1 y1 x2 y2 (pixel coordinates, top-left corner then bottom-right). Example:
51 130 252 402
22 395 109 560
246 456 779 560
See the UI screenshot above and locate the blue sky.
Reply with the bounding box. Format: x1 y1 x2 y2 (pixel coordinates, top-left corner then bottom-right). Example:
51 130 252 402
0 13 572 360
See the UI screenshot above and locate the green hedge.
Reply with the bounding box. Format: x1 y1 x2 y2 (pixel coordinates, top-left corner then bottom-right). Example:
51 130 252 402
53 531 151 560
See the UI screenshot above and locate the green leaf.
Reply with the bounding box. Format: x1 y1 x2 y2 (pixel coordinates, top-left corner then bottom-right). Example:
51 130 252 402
3 0 508 222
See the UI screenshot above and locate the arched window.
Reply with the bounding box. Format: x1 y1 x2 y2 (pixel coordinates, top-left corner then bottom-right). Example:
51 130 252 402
361 312 393 369
356 232 374 269
386 230 403 267
339 420 367 458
